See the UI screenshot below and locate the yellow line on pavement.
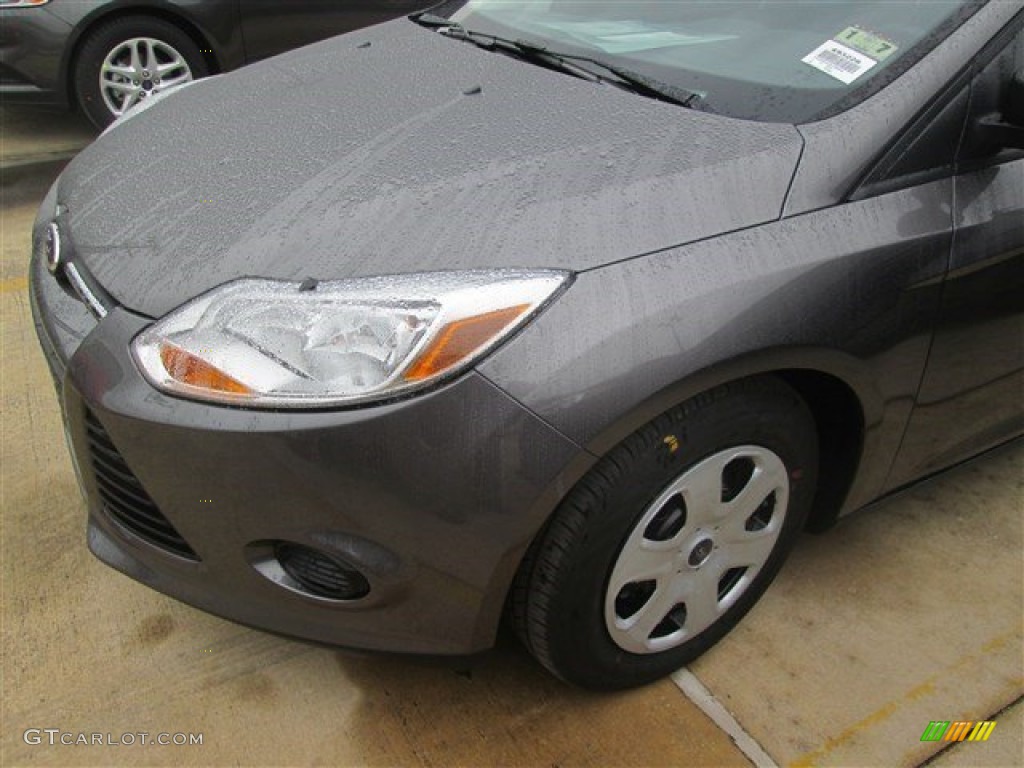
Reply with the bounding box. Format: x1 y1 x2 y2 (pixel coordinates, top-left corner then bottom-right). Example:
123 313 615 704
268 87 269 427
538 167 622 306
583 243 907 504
789 629 1021 767
0 275 28 294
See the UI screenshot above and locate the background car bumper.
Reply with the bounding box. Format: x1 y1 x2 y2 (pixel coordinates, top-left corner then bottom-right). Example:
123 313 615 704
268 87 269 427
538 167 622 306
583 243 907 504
31 262 593 655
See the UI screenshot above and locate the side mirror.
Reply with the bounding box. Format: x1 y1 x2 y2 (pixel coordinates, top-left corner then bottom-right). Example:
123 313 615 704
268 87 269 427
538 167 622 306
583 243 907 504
1004 68 1024 125
974 69 1024 150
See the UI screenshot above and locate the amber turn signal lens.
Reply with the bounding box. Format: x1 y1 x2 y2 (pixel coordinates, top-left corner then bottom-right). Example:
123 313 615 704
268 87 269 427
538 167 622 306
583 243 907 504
159 343 252 395
403 305 529 381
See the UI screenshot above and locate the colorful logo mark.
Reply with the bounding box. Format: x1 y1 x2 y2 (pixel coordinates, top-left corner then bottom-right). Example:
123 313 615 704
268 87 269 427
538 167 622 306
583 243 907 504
920 721 997 743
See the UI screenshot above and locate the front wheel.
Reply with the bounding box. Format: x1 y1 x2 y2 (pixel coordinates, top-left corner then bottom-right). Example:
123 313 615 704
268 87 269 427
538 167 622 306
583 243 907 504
511 376 819 689
74 16 209 129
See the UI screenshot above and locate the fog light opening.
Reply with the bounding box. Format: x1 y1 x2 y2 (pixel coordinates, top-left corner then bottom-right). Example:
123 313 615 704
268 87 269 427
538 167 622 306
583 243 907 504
273 541 370 601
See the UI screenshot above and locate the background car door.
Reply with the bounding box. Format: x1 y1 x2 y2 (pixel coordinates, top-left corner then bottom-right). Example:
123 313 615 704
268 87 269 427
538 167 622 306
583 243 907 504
239 0 431 63
887 22 1024 487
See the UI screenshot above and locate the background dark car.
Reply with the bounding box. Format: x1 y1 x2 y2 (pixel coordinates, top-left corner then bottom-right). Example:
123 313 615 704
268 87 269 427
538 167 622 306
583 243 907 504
0 0 432 127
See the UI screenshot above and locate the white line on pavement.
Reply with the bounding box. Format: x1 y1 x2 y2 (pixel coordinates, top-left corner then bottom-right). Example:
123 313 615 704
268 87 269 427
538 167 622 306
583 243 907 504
672 668 780 768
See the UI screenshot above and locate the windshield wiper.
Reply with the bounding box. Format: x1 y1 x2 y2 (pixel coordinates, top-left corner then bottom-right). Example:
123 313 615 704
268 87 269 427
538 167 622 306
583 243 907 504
535 45 704 109
413 14 604 84
411 14 702 109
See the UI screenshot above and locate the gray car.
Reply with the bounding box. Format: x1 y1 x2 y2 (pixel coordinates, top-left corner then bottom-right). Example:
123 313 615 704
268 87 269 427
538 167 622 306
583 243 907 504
30 0 1024 689
0 0 430 127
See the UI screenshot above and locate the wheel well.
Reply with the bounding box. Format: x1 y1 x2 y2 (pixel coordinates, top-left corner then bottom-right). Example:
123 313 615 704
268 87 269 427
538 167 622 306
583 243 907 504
495 367 865 643
66 8 221 108
775 370 864 532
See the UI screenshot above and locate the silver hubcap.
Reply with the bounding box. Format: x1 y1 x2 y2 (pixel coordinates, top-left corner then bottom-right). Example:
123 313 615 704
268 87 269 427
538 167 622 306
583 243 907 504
99 37 193 117
605 446 789 654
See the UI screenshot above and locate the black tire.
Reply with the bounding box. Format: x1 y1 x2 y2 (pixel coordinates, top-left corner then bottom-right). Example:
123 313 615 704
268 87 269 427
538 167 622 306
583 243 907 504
74 16 209 129
511 376 819 690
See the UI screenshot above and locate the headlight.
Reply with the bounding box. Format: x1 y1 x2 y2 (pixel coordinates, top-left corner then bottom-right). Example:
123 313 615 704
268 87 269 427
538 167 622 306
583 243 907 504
132 270 569 408
0 1 50 7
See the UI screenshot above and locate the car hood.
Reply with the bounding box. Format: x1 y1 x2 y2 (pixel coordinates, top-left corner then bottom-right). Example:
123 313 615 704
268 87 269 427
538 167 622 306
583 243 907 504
60 19 803 317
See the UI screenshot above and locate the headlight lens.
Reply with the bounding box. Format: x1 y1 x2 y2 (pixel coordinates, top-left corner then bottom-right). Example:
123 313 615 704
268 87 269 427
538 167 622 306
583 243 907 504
132 270 569 408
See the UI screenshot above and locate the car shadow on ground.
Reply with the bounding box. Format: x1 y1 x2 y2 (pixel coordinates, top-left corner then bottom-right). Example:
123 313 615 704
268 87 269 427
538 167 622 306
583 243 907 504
0 107 97 171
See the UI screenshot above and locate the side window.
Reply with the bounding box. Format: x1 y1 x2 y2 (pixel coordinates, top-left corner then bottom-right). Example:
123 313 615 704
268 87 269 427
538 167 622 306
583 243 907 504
854 19 1024 199
958 25 1024 168
860 82 969 193
851 75 969 200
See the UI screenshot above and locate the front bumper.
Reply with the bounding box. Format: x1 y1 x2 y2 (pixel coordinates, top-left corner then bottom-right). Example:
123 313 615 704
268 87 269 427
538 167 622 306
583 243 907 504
31 250 591 655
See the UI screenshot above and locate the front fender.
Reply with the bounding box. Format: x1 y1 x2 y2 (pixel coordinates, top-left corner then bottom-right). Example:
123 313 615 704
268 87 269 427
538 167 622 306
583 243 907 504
480 189 953 517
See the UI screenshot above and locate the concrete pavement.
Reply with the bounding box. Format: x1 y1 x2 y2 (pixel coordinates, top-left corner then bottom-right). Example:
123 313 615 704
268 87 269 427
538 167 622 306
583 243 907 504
0 107 95 170
1 106 1020 767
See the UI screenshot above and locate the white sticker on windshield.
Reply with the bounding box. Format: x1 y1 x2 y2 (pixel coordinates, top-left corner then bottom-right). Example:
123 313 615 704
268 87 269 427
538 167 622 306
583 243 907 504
802 40 877 85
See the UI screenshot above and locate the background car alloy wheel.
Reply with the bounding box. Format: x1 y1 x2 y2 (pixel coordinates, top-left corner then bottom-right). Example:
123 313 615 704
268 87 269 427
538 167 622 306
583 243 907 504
75 16 210 128
98 37 193 117
511 376 819 689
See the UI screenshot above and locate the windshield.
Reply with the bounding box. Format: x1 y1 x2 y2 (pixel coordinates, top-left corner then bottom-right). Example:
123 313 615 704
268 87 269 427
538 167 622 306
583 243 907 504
428 0 981 122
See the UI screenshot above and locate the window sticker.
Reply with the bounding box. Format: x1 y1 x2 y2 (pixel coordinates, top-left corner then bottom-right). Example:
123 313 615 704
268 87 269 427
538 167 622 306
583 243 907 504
802 40 877 85
835 26 898 61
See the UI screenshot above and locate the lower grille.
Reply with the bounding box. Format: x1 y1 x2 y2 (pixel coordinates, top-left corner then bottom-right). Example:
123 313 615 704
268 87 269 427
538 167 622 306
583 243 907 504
84 411 199 561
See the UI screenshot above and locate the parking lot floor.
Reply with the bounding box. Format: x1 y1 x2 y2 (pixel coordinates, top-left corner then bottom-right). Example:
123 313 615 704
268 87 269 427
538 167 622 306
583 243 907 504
0 108 94 170
1 108 1021 767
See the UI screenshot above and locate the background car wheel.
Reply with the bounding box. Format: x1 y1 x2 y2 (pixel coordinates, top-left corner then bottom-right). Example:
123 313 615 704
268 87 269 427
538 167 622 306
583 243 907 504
511 376 819 690
74 16 210 129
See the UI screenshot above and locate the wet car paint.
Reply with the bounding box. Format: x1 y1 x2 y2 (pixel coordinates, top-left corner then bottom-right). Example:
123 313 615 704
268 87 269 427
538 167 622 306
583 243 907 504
58 22 801 317
0 0 429 108
29 4 1024 656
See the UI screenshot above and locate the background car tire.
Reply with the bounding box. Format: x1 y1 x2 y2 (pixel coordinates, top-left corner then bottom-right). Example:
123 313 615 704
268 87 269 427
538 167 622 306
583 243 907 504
511 376 819 690
74 16 210 129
